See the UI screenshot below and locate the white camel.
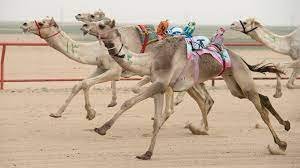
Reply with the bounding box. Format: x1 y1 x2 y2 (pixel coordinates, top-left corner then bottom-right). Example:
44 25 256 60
20 17 135 119
84 20 289 160
231 18 300 89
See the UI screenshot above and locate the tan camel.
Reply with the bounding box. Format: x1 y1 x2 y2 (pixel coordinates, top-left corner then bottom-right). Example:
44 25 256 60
84 20 290 160
20 17 136 119
76 10 188 105
20 17 213 134
230 18 300 89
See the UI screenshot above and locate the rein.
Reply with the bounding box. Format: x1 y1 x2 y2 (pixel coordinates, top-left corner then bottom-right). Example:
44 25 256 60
239 20 258 34
34 20 61 39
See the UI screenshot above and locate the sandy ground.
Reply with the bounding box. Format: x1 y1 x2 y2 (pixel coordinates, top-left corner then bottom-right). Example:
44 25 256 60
0 34 300 168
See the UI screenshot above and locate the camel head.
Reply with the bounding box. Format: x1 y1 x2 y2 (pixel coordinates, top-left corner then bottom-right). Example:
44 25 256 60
20 17 60 39
230 18 262 34
75 9 106 23
81 19 116 40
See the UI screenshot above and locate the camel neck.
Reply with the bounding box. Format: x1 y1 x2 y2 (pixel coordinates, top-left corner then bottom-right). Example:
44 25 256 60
45 31 98 64
103 36 152 76
249 27 291 54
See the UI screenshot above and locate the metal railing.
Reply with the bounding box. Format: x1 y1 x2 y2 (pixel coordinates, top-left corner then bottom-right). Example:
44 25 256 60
0 42 296 90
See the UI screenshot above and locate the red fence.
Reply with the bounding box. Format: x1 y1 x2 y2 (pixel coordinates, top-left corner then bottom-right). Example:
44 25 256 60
0 42 297 90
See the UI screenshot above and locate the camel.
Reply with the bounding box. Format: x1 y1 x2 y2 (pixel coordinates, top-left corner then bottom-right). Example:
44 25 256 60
20 17 136 120
75 9 109 23
20 17 213 134
76 10 189 105
230 18 300 89
83 20 290 160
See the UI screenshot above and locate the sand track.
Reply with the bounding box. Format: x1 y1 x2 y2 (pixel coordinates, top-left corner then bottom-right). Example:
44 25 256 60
0 84 299 168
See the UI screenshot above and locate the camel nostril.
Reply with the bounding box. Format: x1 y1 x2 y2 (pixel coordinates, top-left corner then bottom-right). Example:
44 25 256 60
231 23 234 26
23 22 27 26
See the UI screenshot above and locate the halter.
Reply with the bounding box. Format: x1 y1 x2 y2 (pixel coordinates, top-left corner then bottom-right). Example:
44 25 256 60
239 20 258 34
97 28 125 58
34 20 61 39
107 44 125 58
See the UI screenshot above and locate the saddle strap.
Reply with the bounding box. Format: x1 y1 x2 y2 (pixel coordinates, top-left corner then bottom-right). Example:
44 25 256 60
138 25 149 53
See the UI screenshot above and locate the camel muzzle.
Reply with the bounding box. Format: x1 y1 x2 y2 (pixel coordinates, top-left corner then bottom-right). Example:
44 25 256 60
20 23 29 33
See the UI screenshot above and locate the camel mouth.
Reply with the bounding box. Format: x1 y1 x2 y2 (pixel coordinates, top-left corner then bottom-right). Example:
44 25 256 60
80 27 89 36
229 23 242 32
75 15 83 21
20 25 29 33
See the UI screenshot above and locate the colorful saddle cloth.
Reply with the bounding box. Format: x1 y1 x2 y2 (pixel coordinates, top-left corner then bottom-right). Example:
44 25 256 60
136 25 159 45
184 34 231 83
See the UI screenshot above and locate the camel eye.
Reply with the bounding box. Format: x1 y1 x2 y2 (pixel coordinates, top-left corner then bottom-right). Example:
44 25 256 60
91 15 95 19
38 22 44 26
243 22 247 25
98 24 105 29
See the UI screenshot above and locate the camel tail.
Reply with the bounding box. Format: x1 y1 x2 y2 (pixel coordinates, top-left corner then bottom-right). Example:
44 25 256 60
241 58 285 75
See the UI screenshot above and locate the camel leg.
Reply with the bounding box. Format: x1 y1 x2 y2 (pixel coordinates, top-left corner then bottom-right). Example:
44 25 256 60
225 58 288 151
132 76 151 94
94 82 166 135
107 80 117 107
194 83 214 121
160 87 174 125
287 68 300 89
258 94 290 131
136 93 164 160
185 83 214 135
273 73 283 98
249 92 287 151
49 68 105 118
81 68 121 120
174 91 186 106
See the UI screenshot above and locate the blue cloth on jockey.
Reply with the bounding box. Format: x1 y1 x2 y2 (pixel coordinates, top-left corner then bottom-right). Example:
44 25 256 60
185 36 210 55
167 26 183 36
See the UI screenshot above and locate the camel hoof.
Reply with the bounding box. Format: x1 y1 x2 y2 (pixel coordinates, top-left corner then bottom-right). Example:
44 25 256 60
49 113 62 118
136 151 152 160
94 123 111 135
107 102 117 107
186 123 208 135
273 92 282 98
86 109 96 120
284 120 291 131
286 83 295 89
267 144 286 155
278 141 287 151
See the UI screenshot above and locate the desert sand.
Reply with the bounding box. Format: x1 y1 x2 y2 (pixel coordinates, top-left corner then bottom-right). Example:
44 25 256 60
0 34 299 168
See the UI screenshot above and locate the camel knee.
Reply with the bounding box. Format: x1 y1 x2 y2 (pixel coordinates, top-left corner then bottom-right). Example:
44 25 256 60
81 81 90 90
242 88 260 99
156 82 168 93
121 99 134 110
72 83 83 93
229 90 245 99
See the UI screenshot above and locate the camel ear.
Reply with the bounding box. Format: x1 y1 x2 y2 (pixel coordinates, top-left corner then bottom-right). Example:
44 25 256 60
109 20 115 28
50 17 58 28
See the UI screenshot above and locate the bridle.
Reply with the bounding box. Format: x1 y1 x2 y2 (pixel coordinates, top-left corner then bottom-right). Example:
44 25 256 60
97 28 125 58
34 20 61 39
239 20 258 34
